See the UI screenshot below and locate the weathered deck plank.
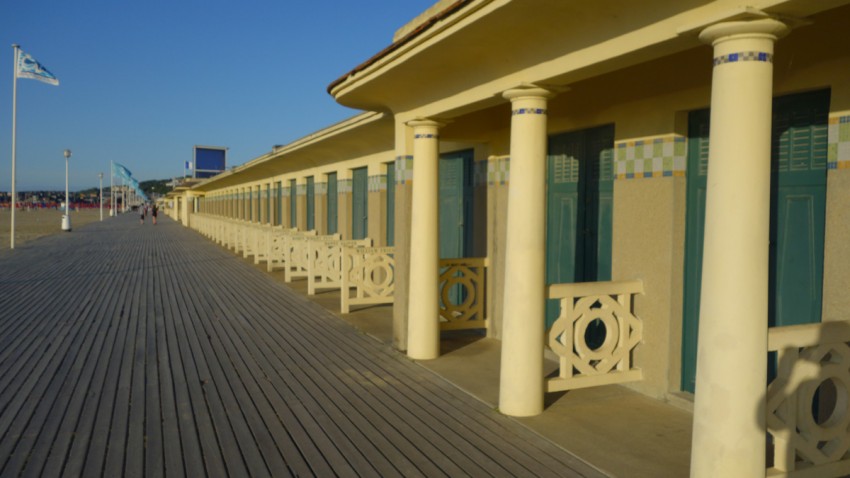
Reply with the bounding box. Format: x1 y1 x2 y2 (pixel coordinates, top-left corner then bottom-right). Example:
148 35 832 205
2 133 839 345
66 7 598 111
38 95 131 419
0 214 602 477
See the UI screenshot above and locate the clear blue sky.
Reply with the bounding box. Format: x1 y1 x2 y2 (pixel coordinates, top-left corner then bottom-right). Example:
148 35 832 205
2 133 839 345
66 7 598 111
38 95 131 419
0 0 434 191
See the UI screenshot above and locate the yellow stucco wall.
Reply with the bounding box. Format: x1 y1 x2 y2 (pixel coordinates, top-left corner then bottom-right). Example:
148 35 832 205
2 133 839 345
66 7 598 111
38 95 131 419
823 169 850 321
612 178 687 398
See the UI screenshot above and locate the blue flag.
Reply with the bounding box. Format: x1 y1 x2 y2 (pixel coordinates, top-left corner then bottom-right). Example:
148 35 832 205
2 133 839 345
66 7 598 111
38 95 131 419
114 162 133 180
16 49 59 86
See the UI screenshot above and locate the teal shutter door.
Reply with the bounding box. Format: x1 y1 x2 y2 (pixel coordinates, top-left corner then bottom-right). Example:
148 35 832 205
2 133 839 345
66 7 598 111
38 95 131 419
439 150 473 260
769 91 829 328
276 182 282 226
681 109 711 393
352 168 368 239
545 125 614 328
681 89 829 393
439 150 474 307
386 163 395 246
289 179 297 228
265 185 270 224
306 176 315 230
327 173 338 234
253 188 257 222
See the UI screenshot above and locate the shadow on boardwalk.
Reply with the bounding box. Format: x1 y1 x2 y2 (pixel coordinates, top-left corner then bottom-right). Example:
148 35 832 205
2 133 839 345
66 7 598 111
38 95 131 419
0 215 602 477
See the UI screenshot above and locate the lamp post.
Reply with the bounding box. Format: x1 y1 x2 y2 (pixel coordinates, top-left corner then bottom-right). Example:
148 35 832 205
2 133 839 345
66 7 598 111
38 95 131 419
99 172 104 221
62 149 72 231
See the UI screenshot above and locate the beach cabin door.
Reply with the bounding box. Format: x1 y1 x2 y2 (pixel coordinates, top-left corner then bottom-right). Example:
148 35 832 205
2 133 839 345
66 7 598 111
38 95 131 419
439 150 474 306
327 173 338 234
352 167 368 240
545 125 614 329
386 162 395 246
682 89 829 393
306 176 315 230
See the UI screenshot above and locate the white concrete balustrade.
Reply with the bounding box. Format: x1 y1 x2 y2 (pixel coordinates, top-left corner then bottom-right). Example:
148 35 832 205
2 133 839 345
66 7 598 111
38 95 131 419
546 280 644 392
341 246 396 314
767 321 850 477
438 257 489 332
308 238 372 295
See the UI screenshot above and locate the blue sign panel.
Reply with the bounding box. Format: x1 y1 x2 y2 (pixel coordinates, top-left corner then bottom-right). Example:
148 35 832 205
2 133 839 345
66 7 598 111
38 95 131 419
194 146 227 179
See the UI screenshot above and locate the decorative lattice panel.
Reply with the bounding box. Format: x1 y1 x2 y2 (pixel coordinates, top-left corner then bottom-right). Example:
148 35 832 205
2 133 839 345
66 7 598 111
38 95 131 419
546 280 644 392
767 322 850 477
341 247 395 314
285 234 334 283
307 237 364 295
438 258 488 331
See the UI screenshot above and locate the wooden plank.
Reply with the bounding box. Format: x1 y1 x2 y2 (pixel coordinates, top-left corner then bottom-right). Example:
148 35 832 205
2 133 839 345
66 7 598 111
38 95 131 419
157 230 227 477
203 258 486 474
101 258 143 477
197 277 407 477
242 268 585 476
0 268 105 474
4 258 112 476
62 232 139 477
0 214 601 478
152 253 185 478
17 240 130 477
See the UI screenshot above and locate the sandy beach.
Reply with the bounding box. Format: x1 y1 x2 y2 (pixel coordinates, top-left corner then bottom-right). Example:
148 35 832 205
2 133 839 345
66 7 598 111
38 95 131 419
0 208 110 248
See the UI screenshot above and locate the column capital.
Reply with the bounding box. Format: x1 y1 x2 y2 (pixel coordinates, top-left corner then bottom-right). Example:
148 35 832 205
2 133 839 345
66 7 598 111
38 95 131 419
406 118 444 129
502 85 556 102
699 18 788 46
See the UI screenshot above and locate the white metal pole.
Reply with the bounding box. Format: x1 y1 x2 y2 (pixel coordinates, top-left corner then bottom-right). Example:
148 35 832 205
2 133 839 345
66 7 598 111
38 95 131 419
62 149 71 231
110 162 114 216
10 44 19 249
99 173 103 221
65 156 69 217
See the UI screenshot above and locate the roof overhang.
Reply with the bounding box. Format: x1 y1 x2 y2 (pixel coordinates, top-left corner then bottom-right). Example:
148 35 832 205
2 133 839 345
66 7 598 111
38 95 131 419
329 0 850 118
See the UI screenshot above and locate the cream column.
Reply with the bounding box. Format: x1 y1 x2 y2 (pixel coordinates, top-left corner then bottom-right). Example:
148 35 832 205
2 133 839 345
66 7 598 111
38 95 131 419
406 119 443 360
691 19 787 478
498 87 553 417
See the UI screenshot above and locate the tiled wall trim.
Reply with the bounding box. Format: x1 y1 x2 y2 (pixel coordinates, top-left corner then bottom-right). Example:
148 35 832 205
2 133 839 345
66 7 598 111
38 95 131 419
828 112 850 170
615 134 686 180
338 179 353 194
395 155 413 185
487 156 510 186
368 175 387 192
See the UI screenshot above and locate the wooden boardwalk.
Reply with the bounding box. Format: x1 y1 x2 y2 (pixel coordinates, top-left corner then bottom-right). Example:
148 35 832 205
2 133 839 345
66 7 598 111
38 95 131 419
0 214 602 477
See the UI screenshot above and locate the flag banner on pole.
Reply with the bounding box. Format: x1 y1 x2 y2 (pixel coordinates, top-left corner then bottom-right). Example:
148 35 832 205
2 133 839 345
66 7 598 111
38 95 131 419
16 50 59 86
114 162 133 180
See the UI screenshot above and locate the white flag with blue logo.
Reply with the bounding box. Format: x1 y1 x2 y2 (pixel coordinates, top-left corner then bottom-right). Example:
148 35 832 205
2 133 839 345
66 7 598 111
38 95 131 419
16 50 59 86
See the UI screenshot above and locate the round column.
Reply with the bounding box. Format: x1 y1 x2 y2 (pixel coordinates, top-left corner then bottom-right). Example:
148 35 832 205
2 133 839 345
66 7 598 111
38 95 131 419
406 119 443 360
499 87 553 417
691 19 787 478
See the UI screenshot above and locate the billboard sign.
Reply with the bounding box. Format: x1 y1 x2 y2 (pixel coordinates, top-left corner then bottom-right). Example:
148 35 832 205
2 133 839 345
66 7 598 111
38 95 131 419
193 146 227 179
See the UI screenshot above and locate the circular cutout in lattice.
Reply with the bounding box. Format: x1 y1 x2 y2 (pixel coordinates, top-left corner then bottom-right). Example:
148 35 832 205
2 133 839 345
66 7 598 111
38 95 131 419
573 306 618 361
364 257 393 291
584 319 607 351
797 365 850 443
440 274 475 309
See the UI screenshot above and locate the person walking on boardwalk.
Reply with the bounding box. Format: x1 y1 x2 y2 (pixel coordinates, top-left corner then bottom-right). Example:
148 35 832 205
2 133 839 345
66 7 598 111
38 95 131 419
152 203 158 225
140 205 145 225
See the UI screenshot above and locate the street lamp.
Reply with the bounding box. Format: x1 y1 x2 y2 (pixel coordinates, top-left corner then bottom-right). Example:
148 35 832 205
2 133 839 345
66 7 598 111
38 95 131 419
62 149 72 231
98 172 104 221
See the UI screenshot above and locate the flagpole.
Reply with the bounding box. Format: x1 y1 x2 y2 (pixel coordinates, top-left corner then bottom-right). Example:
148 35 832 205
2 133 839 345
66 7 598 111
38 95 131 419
110 161 114 216
10 44 19 249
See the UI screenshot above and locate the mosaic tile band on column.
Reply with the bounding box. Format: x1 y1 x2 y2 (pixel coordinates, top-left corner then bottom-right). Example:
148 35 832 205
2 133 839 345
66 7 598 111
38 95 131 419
828 113 850 169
